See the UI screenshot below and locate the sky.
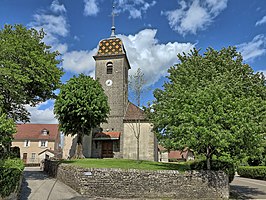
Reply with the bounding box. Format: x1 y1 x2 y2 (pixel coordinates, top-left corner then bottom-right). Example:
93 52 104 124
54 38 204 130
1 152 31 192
1 0 266 124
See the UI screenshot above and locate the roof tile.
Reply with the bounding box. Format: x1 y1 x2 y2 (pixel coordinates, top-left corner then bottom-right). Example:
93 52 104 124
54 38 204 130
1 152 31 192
124 102 146 121
14 124 59 141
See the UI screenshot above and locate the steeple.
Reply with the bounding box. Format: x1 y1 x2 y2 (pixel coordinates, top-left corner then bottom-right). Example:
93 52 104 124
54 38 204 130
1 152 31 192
110 4 116 38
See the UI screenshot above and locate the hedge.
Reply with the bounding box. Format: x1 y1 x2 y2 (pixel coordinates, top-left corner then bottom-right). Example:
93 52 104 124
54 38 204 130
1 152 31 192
0 159 24 198
237 166 266 180
190 159 235 183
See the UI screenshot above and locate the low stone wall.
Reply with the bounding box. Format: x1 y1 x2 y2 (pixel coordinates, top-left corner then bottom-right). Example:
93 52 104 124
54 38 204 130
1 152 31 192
44 160 229 199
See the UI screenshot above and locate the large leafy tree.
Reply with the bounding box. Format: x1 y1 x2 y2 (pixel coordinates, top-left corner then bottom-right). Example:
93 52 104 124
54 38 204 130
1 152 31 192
149 47 266 169
54 74 109 158
0 24 63 122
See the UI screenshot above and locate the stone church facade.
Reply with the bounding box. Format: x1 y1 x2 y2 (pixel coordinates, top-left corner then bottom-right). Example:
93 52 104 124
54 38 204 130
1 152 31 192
63 32 158 161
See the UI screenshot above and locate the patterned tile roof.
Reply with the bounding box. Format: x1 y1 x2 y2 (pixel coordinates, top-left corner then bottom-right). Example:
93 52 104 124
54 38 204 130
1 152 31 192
97 38 125 56
14 124 59 141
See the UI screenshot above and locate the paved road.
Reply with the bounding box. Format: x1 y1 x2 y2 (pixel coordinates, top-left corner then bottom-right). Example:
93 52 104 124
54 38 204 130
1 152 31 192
19 167 126 200
230 176 266 199
20 167 82 200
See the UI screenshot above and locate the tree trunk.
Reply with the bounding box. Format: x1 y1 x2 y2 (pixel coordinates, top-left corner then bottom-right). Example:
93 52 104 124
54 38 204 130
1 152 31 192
137 137 140 161
206 146 211 170
75 133 84 159
136 119 141 161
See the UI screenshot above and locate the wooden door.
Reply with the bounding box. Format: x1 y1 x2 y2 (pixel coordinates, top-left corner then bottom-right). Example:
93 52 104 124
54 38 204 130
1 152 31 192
23 153 27 163
102 141 113 158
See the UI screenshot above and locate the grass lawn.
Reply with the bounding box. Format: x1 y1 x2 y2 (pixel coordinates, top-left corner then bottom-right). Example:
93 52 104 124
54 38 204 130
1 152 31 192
63 158 191 172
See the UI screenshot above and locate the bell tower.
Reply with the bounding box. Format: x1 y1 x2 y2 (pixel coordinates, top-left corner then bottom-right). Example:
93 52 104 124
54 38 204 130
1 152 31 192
93 8 131 134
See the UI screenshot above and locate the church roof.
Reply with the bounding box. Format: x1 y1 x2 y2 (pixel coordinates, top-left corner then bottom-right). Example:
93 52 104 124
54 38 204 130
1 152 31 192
96 38 125 56
124 102 147 121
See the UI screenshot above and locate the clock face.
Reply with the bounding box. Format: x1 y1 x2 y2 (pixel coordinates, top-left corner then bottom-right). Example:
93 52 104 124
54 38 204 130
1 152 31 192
105 79 113 86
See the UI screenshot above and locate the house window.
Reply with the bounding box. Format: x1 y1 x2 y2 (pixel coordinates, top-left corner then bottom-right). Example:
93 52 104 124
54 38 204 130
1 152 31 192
41 128 49 135
31 153 36 159
106 62 113 74
39 140 48 148
24 140 30 147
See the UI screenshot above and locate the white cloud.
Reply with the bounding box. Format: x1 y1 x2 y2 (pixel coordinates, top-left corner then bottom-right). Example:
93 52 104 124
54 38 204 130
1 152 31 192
26 100 58 124
62 29 194 86
83 0 156 19
256 16 266 26
62 49 97 78
28 0 69 54
74 35 80 41
50 0 66 13
84 0 99 16
163 0 228 36
115 0 156 19
119 29 194 86
237 34 266 61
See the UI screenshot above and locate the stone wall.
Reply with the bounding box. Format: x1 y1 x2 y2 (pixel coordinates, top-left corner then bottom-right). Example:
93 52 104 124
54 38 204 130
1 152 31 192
44 160 229 199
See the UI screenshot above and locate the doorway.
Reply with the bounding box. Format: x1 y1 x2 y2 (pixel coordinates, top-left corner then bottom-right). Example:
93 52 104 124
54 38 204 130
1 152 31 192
23 153 27 163
101 141 113 158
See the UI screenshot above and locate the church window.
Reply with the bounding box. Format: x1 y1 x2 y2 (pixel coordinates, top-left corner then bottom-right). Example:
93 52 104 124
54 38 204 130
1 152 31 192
106 62 113 74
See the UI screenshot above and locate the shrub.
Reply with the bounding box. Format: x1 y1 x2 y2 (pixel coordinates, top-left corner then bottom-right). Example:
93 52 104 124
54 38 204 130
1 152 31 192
9 146 21 159
237 166 266 180
0 159 24 198
190 159 235 183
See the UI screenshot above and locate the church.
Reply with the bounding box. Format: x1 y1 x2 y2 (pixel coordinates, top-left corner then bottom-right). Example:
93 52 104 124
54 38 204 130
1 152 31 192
63 20 158 161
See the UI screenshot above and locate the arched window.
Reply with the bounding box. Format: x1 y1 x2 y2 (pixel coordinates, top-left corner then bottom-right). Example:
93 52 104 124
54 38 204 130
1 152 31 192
106 62 113 74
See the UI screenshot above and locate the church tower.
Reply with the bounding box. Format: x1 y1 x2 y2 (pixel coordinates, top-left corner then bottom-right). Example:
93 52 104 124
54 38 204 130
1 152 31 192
93 9 130 157
93 37 130 132
64 6 157 161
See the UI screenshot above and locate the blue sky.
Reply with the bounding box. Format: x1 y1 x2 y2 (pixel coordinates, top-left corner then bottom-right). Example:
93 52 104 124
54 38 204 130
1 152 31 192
1 0 266 123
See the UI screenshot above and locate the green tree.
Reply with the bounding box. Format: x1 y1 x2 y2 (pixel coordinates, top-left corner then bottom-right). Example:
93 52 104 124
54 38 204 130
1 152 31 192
0 109 16 158
149 47 266 169
54 74 109 158
128 68 146 161
0 24 64 122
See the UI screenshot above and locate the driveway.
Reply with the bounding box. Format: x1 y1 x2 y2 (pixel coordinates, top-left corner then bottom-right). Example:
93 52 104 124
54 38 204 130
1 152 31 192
230 176 266 199
20 167 82 200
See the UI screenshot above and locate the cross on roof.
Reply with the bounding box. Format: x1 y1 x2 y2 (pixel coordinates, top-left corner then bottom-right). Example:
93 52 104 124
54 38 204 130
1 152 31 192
110 3 117 38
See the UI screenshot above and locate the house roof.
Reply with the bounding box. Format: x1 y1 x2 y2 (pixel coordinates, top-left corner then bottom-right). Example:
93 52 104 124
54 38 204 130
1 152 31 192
124 102 146 121
93 132 120 140
168 150 185 160
158 144 167 152
168 148 194 160
14 124 59 141
38 149 55 155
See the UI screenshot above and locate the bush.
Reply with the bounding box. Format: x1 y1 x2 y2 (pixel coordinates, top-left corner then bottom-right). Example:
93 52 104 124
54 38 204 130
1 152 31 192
0 146 20 160
10 146 21 159
190 159 235 183
0 159 24 198
237 166 266 180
